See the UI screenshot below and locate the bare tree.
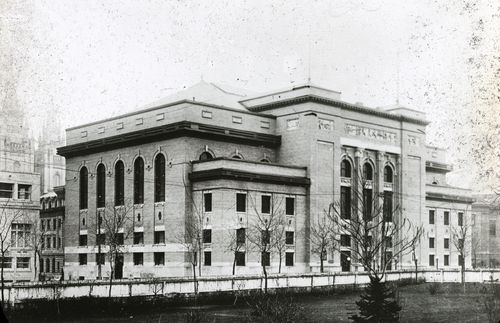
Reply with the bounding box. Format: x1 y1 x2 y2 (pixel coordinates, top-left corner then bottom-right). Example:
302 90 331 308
225 228 245 275
180 212 204 296
310 210 336 273
451 208 477 286
0 199 25 308
246 193 287 293
329 172 423 281
26 216 47 281
96 200 134 297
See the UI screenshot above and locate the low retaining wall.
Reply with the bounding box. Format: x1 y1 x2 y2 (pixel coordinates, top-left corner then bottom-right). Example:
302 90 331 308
3 269 500 306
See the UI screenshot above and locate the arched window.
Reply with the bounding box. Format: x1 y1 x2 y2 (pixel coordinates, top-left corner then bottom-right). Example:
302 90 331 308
115 161 124 206
154 154 166 202
384 166 393 183
134 158 144 204
340 160 351 178
232 155 242 160
96 164 106 208
199 152 213 161
363 163 373 180
79 167 88 210
260 159 270 163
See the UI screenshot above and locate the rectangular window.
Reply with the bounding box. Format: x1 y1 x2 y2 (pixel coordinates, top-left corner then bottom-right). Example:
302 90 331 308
429 210 435 224
458 238 464 250
261 195 271 214
0 183 13 199
285 252 294 266
458 212 464 226
236 228 245 245
341 251 351 272
0 257 12 268
116 233 124 245
340 234 351 247
261 230 270 245
232 116 242 124
385 251 393 271
133 232 144 244
96 233 106 245
154 252 165 266
97 126 105 134
285 231 294 245
16 257 30 269
133 253 143 266
79 254 87 265
79 234 87 246
135 118 143 125
116 122 124 130
204 193 212 212
383 191 393 222
235 251 245 266
429 254 435 267
285 197 295 215
444 211 450 225
444 255 449 266
96 253 105 265
203 229 212 244
156 113 164 121
202 110 212 119
11 223 31 248
260 121 270 129
154 231 165 244
444 238 449 249
341 187 351 219
236 193 246 212
429 237 435 249
204 251 212 266
46 236 51 249
58 237 61 249
17 184 31 200
80 131 87 138
261 251 270 266
385 237 393 248
490 220 496 236
458 255 464 266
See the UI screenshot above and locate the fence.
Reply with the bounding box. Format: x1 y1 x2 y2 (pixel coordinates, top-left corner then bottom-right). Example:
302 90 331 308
3 269 500 306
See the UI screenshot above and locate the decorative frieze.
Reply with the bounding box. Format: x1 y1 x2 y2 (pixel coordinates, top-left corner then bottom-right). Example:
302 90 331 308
340 177 352 186
407 135 420 146
345 124 396 143
318 118 334 131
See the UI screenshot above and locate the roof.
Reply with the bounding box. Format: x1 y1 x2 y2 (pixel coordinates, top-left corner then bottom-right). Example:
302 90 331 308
138 81 256 111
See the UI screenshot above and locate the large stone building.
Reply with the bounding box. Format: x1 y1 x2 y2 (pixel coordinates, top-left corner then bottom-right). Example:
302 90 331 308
0 99 40 282
58 81 473 280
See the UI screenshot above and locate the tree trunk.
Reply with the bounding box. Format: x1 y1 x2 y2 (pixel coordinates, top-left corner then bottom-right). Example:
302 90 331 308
232 255 236 275
320 258 324 273
108 253 114 298
262 264 268 294
1 251 4 309
279 254 282 274
192 262 198 302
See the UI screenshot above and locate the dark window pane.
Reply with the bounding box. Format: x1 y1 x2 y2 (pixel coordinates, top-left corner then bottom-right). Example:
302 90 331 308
236 193 246 212
363 163 373 180
96 164 106 208
429 210 435 224
285 231 294 245
203 229 212 243
133 253 143 266
458 212 464 226
285 252 294 266
134 158 144 204
341 187 351 219
154 231 165 244
444 211 449 225
204 251 211 266
383 191 393 222
261 252 270 266
204 193 212 212
363 188 372 220
236 251 245 266
384 166 393 183
134 232 144 244
96 253 105 265
236 228 245 245
285 197 295 215
261 195 271 214
154 252 164 266
79 254 87 265
341 160 351 177
114 161 124 206
79 234 87 246
154 154 166 202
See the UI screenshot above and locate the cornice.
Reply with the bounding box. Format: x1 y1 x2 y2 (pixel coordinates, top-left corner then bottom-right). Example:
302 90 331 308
58 121 281 158
189 168 310 187
246 95 429 126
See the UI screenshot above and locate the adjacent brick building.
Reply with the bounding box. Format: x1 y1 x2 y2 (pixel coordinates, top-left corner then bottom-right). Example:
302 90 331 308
58 81 474 280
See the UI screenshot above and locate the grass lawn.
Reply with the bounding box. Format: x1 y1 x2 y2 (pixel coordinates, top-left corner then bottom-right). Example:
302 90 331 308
8 283 497 323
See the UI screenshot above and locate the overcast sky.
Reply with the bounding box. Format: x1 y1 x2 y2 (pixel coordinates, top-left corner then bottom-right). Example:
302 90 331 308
1 0 498 190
